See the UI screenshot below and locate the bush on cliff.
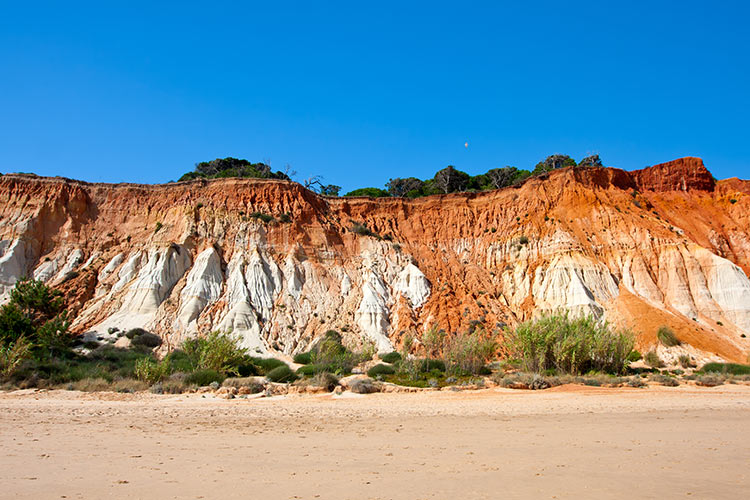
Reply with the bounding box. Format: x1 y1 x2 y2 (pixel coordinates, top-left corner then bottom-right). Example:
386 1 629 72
656 326 680 347
178 158 291 182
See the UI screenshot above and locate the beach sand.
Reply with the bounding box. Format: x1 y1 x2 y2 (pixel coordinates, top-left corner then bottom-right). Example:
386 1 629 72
2 384 749 499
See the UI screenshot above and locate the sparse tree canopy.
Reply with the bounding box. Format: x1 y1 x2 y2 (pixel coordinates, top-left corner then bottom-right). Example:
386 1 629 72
578 154 603 168
319 184 341 196
485 166 518 189
532 154 577 175
433 165 470 194
386 177 424 197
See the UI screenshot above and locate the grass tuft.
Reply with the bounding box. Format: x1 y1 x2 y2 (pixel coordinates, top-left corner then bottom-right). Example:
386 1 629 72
657 326 680 347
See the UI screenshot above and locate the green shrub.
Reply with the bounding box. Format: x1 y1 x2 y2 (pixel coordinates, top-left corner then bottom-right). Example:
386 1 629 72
236 362 262 377
344 187 390 198
178 158 291 183
250 212 275 223
266 364 297 383
246 357 286 374
380 351 402 364
293 351 313 364
443 330 497 375
308 333 360 374
627 350 642 362
701 362 750 375
644 350 664 368
296 364 317 376
0 279 72 359
730 199 737 204
164 349 194 372
0 336 32 377
128 329 162 348
133 357 171 384
367 363 396 378
184 369 225 386
419 358 446 372
504 312 634 375
421 326 447 358
182 331 247 374
519 236 529 245
322 330 343 343
279 213 292 223
350 223 378 238
657 326 680 347
296 363 337 376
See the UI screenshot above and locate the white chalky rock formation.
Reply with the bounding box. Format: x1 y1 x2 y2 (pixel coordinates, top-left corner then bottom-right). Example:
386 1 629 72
0 239 26 298
95 245 191 335
532 254 619 317
175 247 224 331
395 263 431 308
356 270 393 352
284 254 303 300
244 249 281 320
217 253 266 353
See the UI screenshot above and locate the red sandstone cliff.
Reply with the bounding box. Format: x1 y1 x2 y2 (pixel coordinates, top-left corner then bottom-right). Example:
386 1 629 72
0 157 748 362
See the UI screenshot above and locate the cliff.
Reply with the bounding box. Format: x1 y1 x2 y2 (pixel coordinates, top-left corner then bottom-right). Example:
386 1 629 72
1 157 749 362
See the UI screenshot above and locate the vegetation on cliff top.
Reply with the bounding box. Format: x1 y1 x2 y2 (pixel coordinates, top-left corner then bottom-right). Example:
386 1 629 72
345 154 596 198
178 157 293 182
178 153 601 198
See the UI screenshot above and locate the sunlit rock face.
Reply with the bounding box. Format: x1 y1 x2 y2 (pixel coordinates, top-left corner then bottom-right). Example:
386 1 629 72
1 156 749 360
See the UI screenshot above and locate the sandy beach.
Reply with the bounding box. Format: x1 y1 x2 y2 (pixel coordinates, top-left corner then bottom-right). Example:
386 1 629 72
2 385 749 499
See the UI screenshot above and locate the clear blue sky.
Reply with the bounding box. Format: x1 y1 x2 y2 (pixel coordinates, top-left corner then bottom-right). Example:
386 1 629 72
1 1 748 191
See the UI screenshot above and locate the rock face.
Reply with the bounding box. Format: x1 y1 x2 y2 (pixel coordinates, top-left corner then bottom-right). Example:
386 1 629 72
633 157 716 193
1 157 749 361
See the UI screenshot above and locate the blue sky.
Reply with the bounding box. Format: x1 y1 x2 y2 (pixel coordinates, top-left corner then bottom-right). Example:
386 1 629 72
1 1 748 192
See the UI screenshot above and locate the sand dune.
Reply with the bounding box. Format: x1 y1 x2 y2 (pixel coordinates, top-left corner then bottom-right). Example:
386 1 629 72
2 386 750 499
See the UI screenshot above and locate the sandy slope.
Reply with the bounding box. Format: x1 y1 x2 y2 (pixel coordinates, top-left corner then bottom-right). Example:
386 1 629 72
2 386 750 499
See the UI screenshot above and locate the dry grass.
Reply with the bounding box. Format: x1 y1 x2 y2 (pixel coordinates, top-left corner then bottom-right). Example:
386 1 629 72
112 378 149 393
68 377 112 392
